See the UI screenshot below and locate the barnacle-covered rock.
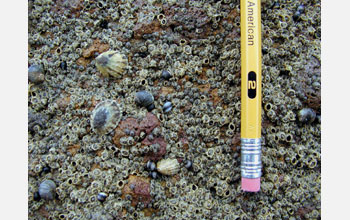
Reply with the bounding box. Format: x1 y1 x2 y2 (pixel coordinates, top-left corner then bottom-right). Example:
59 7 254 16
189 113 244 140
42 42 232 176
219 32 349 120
38 180 56 200
113 117 139 147
156 158 180 176
122 175 151 207
95 50 128 78
91 100 121 134
28 110 49 132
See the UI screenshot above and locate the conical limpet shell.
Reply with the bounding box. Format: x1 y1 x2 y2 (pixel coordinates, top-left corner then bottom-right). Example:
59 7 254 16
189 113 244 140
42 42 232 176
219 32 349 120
156 158 180 176
95 51 128 78
91 100 121 134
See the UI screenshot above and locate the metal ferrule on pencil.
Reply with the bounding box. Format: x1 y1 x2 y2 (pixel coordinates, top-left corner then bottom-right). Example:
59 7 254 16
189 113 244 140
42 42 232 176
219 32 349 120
241 138 262 179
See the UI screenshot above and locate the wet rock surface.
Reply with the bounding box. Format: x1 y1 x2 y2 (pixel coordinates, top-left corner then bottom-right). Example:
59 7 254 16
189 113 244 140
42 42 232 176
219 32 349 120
28 0 321 219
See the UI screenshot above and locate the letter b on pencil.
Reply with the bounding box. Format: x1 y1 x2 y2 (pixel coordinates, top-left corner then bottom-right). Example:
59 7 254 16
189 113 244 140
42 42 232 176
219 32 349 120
248 71 257 99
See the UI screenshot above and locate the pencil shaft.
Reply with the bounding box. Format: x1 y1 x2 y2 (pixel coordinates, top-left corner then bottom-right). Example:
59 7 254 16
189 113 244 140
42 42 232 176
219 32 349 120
240 0 262 139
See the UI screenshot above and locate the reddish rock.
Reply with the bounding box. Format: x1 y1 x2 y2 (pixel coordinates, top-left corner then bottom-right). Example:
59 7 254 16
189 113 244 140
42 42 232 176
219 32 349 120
67 144 80 156
296 206 313 219
176 158 183 163
138 113 160 136
143 137 167 161
38 205 49 218
56 95 71 111
82 39 109 58
163 4 211 39
113 113 160 148
133 20 162 39
160 87 175 95
180 137 189 151
296 55 321 113
113 117 139 147
75 39 109 67
231 132 241 152
210 88 222 106
122 175 151 207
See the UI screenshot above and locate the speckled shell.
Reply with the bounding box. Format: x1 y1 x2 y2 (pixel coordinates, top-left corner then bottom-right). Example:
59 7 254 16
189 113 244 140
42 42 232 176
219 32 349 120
156 158 180 176
91 100 121 134
95 51 128 78
38 180 56 200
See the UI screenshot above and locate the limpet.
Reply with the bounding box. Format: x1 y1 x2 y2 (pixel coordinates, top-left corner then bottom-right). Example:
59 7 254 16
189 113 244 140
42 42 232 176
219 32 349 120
91 100 122 134
95 51 128 78
156 158 180 176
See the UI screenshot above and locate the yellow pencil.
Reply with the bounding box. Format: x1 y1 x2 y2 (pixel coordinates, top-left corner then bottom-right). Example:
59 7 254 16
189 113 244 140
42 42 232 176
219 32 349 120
240 0 262 192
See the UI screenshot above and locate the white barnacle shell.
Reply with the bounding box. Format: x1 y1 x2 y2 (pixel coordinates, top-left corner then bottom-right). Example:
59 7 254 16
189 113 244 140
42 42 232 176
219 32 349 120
156 158 180 176
95 50 128 78
39 179 56 200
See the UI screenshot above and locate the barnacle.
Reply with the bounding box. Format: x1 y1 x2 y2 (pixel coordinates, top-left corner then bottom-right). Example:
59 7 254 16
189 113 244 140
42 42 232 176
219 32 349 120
95 51 128 78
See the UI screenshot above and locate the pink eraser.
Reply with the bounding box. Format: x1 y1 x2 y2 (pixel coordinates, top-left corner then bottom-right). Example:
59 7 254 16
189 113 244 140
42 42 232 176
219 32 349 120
242 177 260 192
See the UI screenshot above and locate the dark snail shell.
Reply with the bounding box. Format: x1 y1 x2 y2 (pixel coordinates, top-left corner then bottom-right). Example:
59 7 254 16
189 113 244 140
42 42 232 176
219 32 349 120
163 101 172 113
38 180 56 200
298 108 316 123
135 91 154 108
28 64 45 84
161 70 172 80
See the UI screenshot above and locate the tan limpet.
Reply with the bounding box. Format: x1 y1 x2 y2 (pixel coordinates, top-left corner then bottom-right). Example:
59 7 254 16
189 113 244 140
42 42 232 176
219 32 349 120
91 100 122 134
95 50 128 78
156 158 180 176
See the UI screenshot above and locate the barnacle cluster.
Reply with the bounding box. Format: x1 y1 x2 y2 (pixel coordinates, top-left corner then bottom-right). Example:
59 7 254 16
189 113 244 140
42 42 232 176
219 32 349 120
28 0 321 219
